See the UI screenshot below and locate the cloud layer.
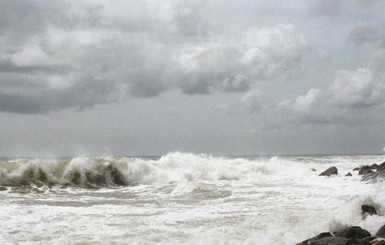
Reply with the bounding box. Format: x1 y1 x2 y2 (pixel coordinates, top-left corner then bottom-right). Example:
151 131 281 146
0 1 308 113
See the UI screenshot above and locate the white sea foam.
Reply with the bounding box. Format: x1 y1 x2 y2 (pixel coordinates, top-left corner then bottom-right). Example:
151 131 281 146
0 153 384 244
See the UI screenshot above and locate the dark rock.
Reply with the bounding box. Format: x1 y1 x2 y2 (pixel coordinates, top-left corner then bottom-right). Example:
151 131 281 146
370 164 379 170
319 166 338 176
362 205 377 216
297 232 333 245
311 168 317 172
0 186 7 191
370 239 385 245
378 162 385 171
362 170 385 182
375 225 385 238
312 237 368 245
353 167 361 171
361 236 376 243
359 166 374 175
345 172 352 176
333 226 371 239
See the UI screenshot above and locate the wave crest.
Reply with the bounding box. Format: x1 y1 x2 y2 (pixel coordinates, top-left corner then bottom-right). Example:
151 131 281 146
0 152 312 189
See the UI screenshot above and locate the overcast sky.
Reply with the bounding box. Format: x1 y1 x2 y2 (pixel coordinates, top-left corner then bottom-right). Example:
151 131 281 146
1 0 385 156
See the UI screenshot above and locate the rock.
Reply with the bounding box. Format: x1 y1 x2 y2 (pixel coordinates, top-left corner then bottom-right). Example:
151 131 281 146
319 166 338 176
333 226 371 239
375 225 385 238
311 168 317 172
0 186 7 191
362 170 385 182
345 172 352 176
370 164 379 170
311 237 368 245
297 232 333 245
353 167 361 171
359 166 374 175
362 205 377 216
378 162 385 171
370 239 385 245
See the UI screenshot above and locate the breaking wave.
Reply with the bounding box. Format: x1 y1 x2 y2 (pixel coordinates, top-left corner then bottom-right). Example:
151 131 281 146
0 152 312 189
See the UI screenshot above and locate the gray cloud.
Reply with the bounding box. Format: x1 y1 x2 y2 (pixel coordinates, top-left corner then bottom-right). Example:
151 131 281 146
349 25 383 46
175 24 308 95
277 68 385 126
1 0 385 156
348 24 385 54
263 18 385 127
306 0 343 16
0 1 309 114
306 0 380 17
0 76 125 113
241 90 263 113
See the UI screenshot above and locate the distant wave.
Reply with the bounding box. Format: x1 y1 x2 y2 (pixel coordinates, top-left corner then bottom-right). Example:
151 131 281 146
0 152 314 189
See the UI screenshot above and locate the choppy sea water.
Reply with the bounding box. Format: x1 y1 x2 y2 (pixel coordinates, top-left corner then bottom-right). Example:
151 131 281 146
0 153 384 244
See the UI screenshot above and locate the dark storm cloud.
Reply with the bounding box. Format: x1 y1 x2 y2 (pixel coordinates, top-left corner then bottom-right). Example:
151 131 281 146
0 77 125 113
348 25 385 53
0 1 309 114
0 61 68 74
0 1 61 35
349 26 382 46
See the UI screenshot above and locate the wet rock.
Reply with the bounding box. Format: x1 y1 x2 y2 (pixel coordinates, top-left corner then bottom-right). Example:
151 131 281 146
359 166 374 175
362 205 377 216
375 225 385 238
370 239 385 245
297 225 385 245
345 172 352 176
362 236 377 243
370 164 379 170
353 167 361 171
297 232 333 245
311 236 367 245
362 170 385 182
319 166 338 176
378 162 385 171
333 226 371 239
0 186 7 191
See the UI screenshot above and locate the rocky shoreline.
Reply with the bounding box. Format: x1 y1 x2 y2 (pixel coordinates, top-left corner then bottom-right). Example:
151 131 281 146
297 161 385 245
297 224 385 245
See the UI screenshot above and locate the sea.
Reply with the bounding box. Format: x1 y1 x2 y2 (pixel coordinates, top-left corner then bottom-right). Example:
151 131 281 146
0 152 384 245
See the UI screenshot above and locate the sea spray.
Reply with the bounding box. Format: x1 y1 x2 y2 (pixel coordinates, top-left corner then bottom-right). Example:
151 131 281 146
0 153 384 244
0 152 314 188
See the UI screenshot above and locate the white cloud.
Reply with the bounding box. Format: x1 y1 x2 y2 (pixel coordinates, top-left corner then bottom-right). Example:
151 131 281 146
48 74 75 90
277 68 385 125
240 24 308 80
279 88 324 112
175 23 308 94
330 69 383 108
10 46 49 67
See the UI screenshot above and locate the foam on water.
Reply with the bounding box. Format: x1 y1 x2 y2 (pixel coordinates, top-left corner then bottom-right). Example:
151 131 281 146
0 152 316 187
0 153 384 244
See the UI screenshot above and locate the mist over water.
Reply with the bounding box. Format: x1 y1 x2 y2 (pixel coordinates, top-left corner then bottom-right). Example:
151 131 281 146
0 153 384 244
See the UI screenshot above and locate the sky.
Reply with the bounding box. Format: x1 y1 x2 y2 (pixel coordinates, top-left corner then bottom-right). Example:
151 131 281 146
1 0 385 156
